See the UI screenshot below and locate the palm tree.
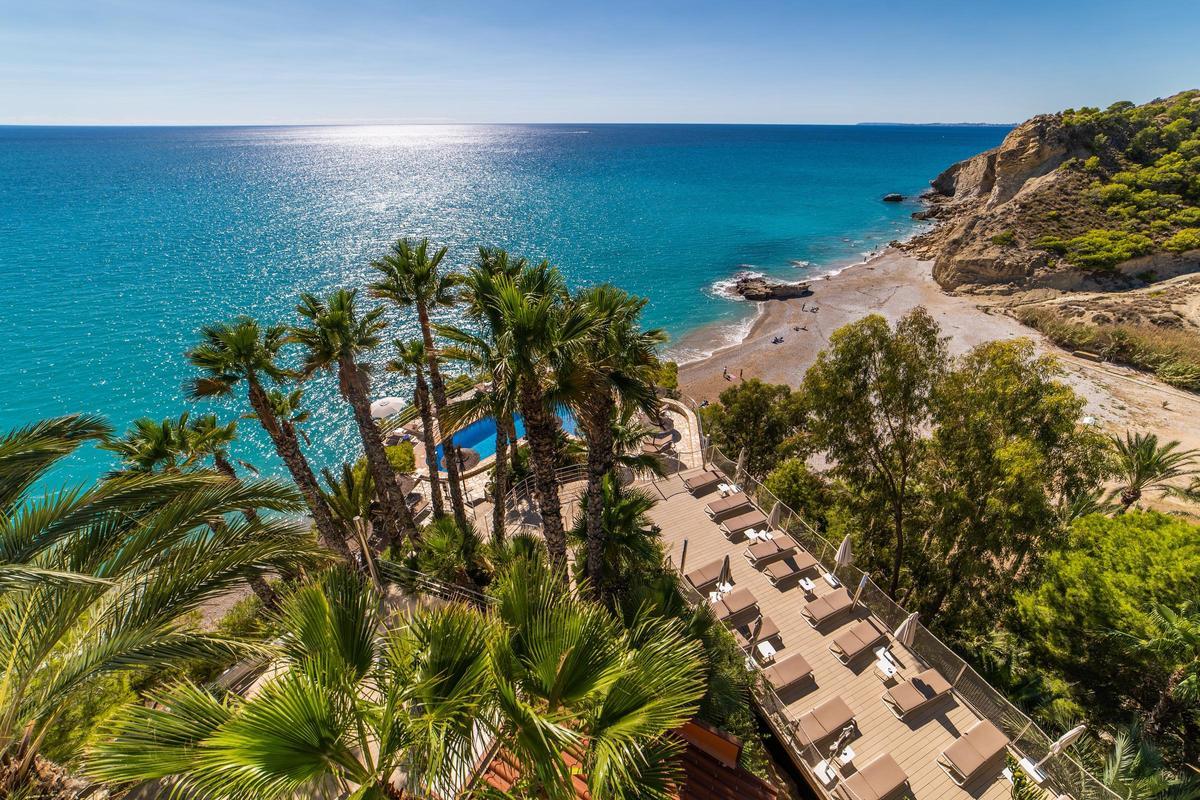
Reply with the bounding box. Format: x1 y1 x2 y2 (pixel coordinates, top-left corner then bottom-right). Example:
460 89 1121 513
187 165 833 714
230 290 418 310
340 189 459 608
566 285 666 595
488 551 707 798
568 474 664 604
90 568 493 800
1130 603 1200 739
320 461 383 588
186 316 350 558
370 238 469 528
0 415 320 794
1109 431 1199 511
387 338 446 519
291 289 418 550
480 263 595 573
1074 723 1200 800
413 515 489 593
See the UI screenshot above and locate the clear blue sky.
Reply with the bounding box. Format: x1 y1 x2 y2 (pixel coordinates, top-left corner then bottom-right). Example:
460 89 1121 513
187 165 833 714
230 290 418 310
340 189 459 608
2 0 1198 125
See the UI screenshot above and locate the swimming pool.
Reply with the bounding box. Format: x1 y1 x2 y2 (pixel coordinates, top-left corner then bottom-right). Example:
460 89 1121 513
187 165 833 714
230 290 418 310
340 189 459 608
435 409 578 471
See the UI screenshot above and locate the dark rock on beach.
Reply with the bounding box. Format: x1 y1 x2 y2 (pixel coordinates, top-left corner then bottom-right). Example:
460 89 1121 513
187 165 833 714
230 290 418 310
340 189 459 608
882 193 905 202
735 275 812 301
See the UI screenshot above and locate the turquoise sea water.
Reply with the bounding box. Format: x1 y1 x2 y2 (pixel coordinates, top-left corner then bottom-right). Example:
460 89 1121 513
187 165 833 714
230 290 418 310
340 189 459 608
0 124 1007 483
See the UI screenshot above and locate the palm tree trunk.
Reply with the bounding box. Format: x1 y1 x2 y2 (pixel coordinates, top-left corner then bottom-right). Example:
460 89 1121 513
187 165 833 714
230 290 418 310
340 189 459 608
520 384 568 576
246 380 351 559
340 357 419 551
1146 665 1186 736
506 415 520 476
212 454 281 607
583 400 615 597
417 303 469 529
491 421 508 546
413 372 445 519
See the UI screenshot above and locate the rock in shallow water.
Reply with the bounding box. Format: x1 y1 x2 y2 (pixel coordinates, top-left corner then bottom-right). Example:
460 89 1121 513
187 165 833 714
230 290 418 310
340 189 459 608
883 193 905 202
734 275 812 301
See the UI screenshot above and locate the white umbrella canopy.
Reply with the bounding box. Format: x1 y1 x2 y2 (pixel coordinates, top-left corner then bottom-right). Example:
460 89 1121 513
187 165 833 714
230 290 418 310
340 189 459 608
835 535 853 568
1034 724 1088 770
768 500 783 529
735 448 747 483
893 612 919 646
370 397 407 420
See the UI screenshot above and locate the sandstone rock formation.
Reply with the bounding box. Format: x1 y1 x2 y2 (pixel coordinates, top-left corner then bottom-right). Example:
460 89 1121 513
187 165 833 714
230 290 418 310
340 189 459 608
734 275 812 301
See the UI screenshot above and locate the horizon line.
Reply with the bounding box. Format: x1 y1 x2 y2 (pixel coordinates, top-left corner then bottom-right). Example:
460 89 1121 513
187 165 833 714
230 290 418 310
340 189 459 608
0 120 1017 129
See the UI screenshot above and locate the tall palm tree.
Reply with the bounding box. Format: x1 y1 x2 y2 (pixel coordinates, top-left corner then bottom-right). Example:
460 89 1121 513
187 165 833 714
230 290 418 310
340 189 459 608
186 316 350 558
1109 431 1199 511
320 462 383 589
482 264 595 573
0 415 320 794
370 238 469 528
1130 603 1200 738
291 289 418 550
566 285 666 595
90 568 493 800
568 475 664 605
387 338 446 519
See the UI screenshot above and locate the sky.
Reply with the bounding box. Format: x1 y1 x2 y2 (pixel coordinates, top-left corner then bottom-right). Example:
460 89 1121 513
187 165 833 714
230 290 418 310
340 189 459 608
2 0 1199 125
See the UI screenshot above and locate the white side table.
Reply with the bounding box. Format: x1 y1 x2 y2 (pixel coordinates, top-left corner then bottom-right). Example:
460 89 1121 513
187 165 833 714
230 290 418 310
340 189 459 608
798 577 816 594
837 745 856 768
756 640 777 663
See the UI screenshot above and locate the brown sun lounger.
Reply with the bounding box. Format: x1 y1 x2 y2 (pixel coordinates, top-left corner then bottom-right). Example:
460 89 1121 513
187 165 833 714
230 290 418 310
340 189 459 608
937 719 1010 786
684 557 727 591
712 587 758 621
705 492 751 519
743 534 800 566
883 668 953 719
801 587 853 627
763 551 819 586
830 618 889 664
681 467 724 495
794 696 857 747
734 614 780 648
834 753 909 800
762 652 813 692
719 509 768 539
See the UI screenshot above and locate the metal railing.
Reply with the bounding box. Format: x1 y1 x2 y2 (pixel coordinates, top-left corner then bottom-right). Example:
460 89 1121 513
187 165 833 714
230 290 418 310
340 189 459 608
680 443 1118 800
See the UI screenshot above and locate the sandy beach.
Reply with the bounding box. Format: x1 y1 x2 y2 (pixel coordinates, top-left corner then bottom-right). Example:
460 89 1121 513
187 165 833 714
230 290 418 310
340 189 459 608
677 249 1200 460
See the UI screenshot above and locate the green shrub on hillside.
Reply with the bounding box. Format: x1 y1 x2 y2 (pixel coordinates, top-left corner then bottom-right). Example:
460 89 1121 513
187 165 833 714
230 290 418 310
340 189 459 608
990 230 1017 246
1033 229 1153 269
1164 227 1200 252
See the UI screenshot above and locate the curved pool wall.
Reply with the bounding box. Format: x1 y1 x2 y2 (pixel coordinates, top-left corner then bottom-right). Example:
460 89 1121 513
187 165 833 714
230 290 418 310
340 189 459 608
434 409 578 471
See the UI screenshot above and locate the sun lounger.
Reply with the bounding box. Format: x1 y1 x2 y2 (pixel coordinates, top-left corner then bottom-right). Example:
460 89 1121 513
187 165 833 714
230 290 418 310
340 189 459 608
681 467 723 495
882 668 953 719
712 587 758 621
830 618 889 664
801 587 853 628
834 753 909 800
734 614 780 648
684 557 727 591
937 719 1010 786
719 509 767 539
762 652 813 692
705 492 751 519
763 551 819 586
794 696 856 747
744 534 800 566
409 497 430 521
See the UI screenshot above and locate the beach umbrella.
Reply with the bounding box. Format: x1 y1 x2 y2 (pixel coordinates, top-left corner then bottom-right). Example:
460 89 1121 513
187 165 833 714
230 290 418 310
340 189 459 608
768 500 783 529
835 535 853 568
735 447 747 483
679 539 689 576
851 572 870 607
720 554 731 587
370 396 406 419
1035 725 1088 770
893 612 919 647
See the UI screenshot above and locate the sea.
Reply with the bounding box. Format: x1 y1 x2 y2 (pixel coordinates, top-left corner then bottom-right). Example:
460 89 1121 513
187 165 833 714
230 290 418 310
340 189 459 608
0 124 1008 484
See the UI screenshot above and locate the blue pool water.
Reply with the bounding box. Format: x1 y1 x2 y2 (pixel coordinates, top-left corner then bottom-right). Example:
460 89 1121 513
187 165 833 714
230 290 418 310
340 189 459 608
0 124 1008 483
435 409 579 471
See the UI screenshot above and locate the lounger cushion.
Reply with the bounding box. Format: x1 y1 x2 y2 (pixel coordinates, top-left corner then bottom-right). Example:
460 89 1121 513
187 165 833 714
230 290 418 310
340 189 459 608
764 551 819 584
685 557 726 590
836 753 908 800
745 534 801 564
705 492 751 518
713 587 757 621
794 696 855 746
720 510 767 536
802 587 852 624
682 468 723 493
941 719 1010 782
734 615 780 647
884 668 952 716
762 653 813 690
831 618 888 662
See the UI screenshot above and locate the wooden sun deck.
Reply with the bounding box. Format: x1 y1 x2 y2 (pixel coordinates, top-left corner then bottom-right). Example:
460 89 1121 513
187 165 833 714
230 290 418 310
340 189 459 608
644 473 1011 800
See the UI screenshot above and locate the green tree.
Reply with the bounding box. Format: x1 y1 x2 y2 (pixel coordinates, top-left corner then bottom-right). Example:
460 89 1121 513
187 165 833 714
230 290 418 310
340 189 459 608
0 415 319 793
762 458 830 531
186 316 350 558
698 379 802 476
568 474 663 605
370 238 470 529
1108 431 1198 511
320 461 383 588
1128 603 1200 741
291 288 419 550
387 338 446 519
801 309 948 597
90 568 492 799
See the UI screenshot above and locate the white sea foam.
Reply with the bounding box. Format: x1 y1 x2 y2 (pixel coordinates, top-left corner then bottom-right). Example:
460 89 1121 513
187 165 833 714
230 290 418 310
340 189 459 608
667 309 761 365
707 267 763 301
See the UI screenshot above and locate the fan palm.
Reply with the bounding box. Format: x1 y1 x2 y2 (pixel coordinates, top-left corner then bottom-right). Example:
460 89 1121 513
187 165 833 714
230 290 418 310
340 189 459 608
387 338 446 519
186 316 350 558
370 238 470 529
568 475 664 604
488 552 707 799
1129 603 1200 739
0 415 321 793
1073 723 1200 800
564 285 666 596
291 289 418 550
1108 431 1199 511
320 461 384 589
90 567 493 800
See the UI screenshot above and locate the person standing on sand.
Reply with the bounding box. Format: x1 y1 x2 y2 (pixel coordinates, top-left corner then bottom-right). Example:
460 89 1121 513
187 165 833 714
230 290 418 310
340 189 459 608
739 368 743 380
722 366 729 380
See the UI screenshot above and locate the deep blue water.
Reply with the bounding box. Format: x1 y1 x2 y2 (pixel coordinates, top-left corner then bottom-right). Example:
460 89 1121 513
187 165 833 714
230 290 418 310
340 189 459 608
434 409 579 470
0 124 1007 484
